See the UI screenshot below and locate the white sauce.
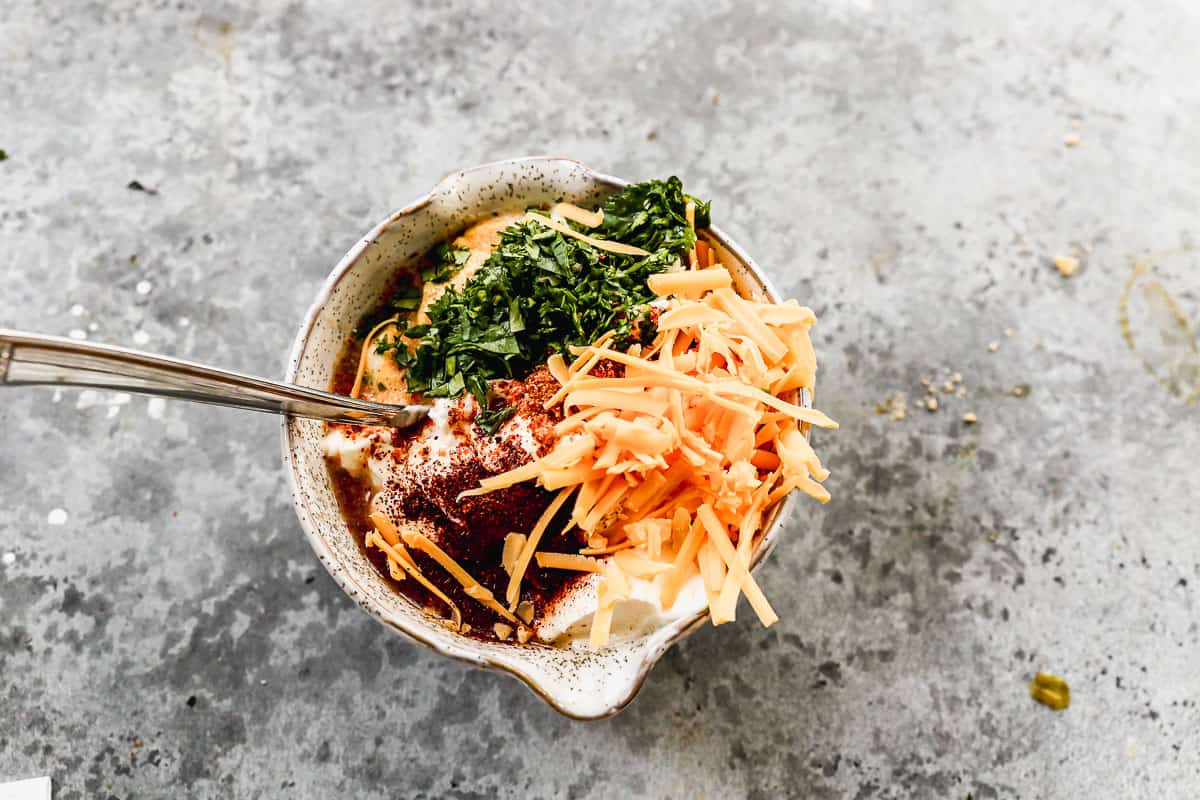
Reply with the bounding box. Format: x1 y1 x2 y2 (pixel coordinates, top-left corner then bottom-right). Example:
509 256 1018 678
533 570 707 645
320 428 373 477
423 398 457 459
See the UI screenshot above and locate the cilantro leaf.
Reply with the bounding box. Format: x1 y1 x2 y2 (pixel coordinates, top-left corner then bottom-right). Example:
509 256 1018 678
391 281 422 311
421 243 471 283
476 403 517 435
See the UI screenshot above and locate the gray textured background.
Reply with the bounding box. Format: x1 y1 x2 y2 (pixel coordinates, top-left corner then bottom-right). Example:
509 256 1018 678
2 1 1199 798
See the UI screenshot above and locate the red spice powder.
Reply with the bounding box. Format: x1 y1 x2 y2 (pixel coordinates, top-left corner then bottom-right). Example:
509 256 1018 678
325 343 587 641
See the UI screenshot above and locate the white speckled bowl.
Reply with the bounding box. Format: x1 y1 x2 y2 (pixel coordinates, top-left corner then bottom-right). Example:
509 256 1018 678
283 157 801 719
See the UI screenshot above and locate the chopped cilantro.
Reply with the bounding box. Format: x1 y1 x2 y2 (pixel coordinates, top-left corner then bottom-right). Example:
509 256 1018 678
0 149 7 162
476 403 517 434
390 281 422 312
374 334 407 362
593 176 709 253
422 243 471 283
381 177 708 431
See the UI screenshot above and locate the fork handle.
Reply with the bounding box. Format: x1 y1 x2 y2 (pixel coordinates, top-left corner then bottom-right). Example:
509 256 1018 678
0 328 429 428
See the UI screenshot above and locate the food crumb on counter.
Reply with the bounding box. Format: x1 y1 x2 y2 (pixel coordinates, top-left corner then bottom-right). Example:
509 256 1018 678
877 394 907 421
962 412 978 424
1054 255 1079 277
1063 132 1081 147
925 396 939 412
1030 672 1070 710
987 341 999 352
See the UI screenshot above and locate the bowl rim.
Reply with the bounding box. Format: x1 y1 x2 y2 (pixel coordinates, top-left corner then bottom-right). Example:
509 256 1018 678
281 156 800 719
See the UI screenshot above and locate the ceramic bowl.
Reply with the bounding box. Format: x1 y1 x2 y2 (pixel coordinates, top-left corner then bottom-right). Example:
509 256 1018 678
282 157 802 719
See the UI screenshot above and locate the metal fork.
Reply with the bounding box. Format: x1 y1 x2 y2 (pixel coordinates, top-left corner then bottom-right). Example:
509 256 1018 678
0 328 430 428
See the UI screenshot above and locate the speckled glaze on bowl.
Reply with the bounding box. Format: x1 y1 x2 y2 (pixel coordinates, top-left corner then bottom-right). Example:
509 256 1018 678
282 157 802 719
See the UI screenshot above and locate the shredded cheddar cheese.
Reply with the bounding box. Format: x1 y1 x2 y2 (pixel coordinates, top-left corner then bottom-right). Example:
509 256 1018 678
350 315 399 399
401 529 523 626
367 510 527 634
505 487 576 610
535 552 604 572
501 533 527 576
524 212 650 257
365 529 463 631
685 200 698 269
647 266 732 298
467 264 835 648
549 202 604 229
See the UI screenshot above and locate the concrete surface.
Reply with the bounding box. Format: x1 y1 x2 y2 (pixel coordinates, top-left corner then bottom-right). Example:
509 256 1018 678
2 1 1199 797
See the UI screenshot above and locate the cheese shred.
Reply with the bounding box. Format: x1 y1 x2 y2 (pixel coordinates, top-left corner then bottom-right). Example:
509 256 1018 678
549 202 604 228
350 315 400 399
525 212 650 257
506 487 576 611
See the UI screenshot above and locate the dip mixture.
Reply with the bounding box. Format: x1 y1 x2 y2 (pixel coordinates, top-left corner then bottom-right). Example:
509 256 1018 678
321 178 836 647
